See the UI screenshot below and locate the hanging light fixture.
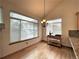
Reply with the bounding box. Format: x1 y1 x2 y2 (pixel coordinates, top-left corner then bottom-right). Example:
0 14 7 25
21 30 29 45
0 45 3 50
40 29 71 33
41 0 47 27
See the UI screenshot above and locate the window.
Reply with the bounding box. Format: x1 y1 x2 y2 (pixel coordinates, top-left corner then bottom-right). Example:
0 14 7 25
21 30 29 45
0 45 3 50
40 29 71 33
46 18 62 36
10 19 20 42
10 12 38 43
0 8 3 24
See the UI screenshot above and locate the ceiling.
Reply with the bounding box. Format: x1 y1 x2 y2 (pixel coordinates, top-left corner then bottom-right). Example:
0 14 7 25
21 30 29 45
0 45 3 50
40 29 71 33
8 0 63 19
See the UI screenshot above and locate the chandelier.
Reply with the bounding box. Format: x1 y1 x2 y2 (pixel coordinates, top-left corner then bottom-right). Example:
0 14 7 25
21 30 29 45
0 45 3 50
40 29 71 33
41 0 47 27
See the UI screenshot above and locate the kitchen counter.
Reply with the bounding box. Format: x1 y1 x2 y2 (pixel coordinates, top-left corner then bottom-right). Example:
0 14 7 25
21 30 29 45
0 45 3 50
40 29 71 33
69 37 79 59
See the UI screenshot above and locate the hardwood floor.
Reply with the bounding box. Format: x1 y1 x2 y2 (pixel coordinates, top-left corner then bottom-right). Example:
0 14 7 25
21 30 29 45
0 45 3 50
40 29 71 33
2 42 76 59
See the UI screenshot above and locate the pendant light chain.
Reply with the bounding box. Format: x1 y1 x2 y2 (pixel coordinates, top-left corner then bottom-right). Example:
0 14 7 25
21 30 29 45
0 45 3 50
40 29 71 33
44 0 45 18
41 0 46 25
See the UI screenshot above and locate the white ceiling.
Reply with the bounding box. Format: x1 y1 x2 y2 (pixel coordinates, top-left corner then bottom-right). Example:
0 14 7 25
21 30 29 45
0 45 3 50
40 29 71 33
8 0 63 19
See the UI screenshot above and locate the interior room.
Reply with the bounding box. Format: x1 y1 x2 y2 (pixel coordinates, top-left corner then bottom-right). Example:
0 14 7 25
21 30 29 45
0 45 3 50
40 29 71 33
0 0 79 59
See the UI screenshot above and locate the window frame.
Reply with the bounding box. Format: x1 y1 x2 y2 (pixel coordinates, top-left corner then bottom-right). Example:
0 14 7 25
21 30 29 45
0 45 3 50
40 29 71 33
9 11 39 45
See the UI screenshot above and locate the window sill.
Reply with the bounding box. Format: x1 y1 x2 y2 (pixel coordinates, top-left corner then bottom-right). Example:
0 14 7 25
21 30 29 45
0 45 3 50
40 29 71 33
9 37 38 45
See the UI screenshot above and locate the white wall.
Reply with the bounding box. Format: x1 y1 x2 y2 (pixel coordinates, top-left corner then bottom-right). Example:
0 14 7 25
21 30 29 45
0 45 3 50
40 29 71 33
46 0 78 47
0 0 42 58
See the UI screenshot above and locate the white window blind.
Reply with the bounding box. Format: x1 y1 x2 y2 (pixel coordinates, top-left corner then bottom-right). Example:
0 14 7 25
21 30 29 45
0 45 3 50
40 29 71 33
10 12 38 43
46 18 62 36
10 19 20 42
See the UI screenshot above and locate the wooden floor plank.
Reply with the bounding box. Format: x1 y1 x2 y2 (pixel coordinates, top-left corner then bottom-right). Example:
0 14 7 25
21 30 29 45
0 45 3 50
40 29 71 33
2 42 76 59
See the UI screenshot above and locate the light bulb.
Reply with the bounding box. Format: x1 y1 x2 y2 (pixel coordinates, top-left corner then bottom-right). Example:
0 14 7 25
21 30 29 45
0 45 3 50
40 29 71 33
43 19 46 22
41 21 43 23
